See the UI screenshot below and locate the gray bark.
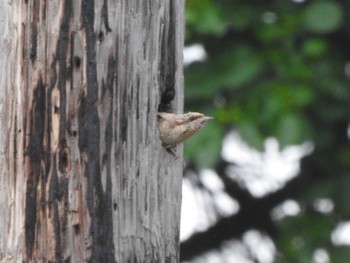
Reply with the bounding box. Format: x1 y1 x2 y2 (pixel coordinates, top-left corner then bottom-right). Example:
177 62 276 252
0 0 184 262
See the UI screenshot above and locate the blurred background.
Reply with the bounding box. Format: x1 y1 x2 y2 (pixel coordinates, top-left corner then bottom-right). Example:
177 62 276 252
180 0 350 262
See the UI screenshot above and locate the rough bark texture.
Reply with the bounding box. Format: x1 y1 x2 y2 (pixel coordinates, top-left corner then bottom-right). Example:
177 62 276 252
0 0 184 262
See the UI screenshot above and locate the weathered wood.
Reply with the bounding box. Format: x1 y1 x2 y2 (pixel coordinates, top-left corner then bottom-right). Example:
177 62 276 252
0 0 184 262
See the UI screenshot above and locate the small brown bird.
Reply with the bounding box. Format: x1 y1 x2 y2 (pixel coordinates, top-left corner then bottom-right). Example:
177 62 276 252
157 112 213 153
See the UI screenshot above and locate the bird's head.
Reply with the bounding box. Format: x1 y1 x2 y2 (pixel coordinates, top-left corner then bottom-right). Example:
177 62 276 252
157 112 213 149
182 112 213 131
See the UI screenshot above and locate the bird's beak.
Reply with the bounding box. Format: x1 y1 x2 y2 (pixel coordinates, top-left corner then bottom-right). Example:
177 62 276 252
202 116 213 122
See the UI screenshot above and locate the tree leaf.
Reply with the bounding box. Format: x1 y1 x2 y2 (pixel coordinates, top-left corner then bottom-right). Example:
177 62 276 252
184 122 223 168
303 1 343 33
275 113 309 147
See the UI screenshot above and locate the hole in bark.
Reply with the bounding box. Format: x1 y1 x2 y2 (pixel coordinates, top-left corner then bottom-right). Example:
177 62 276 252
113 203 118 210
30 50 36 61
158 88 175 112
73 56 81 68
67 127 77 137
98 31 104 42
74 224 80 234
54 106 59 113
60 152 67 166
59 148 71 173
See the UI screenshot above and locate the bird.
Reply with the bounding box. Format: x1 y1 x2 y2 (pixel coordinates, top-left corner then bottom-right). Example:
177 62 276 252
157 112 213 155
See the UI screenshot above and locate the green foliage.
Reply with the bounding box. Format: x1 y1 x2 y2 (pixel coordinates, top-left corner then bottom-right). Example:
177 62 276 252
186 0 228 35
184 0 348 152
276 213 333 263
331 247 350 263
184 0 350 261
275 112 310 146
303 1 343 33
185 45 264 100
302 38 328 57
185 121 223 168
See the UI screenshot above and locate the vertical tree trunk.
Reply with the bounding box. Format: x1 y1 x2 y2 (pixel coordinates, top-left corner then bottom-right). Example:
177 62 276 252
0 0 184 262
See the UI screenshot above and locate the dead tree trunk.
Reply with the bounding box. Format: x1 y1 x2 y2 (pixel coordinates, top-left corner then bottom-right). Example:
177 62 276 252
0 0 184 262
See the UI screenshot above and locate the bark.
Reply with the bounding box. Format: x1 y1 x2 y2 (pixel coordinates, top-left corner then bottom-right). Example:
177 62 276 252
0 0 184 262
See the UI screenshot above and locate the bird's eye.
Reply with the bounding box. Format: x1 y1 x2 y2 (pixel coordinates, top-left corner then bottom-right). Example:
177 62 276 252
188 116 196 122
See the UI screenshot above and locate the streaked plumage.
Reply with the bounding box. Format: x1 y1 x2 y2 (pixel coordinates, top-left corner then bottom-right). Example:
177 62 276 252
157 112 213 149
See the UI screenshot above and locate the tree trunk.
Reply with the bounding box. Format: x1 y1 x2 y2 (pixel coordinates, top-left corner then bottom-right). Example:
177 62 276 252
0 0 184 262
